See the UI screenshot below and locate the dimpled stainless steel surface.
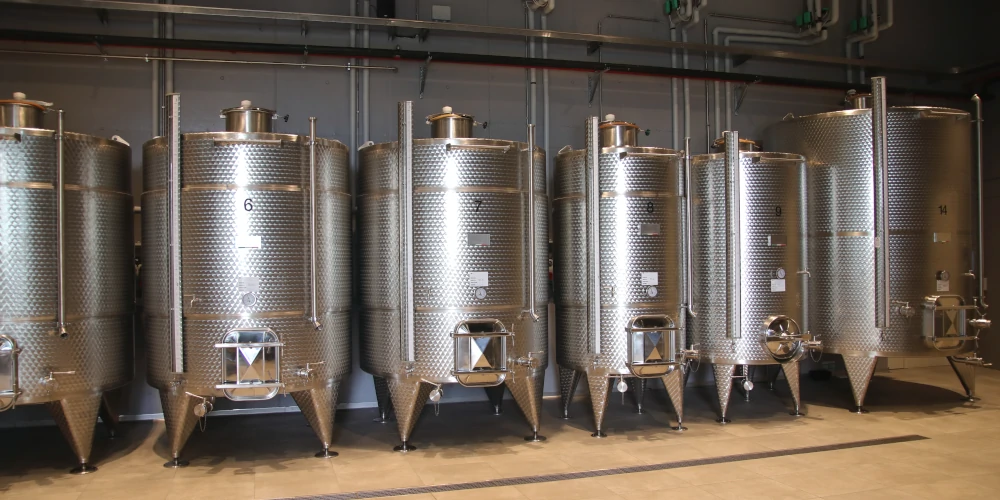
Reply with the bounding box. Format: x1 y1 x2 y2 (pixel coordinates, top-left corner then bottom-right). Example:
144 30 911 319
688 152 808 365
142 130 351 455
0 125 133 466
358 139 548 380
554 147 685 374
766 107 975 358
358 136 548 442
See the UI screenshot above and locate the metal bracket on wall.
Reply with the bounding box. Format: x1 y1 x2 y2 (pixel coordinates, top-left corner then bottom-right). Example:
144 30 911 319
389 27 430 42
734 77 760 116
587 42 601 55
300 21 308 37
418 55 432 99
588 68 608 107
93 39 108 61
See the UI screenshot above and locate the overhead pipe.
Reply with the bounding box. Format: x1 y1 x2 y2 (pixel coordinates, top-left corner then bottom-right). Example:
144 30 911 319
0 29 970 100
858 0 892 81
596 15 660 118
1 0 937 74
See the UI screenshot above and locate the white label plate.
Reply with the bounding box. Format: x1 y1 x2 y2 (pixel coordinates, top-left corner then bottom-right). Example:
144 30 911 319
469 272 489 287
771 279 786 292
238 276 260 294
937 280 950 292
236 235 262 248
641 272 659 286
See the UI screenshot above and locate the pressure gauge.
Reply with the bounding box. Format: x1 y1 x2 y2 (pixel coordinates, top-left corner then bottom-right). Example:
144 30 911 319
475 287 487 300
775 268 787 279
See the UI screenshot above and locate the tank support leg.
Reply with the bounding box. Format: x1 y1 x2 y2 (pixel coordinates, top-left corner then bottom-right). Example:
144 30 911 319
291 381 341 458
485 385 506 415
712 364 735 423
768 365 782 391
662 368 686 431
373 376 393 423
782 361 804 416
585 371 612 437
159 390 200 468
98 391 121 439
47 394 102 474
508 372 547 442
948 356 979 402
626 377 647 414
843 356 878 413
387 379 433 452
558 366 582 419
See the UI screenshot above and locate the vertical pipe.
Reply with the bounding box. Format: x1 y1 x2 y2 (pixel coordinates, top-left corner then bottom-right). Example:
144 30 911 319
398 101 414 364
524 124 539 321
586 116 601 355
165 0 174 95
671 27 679 150
152 15 160 137
528 8 537 127
871 76 890 329
308 117 321 330
703 19 711 152
362 0 370 144
682 29 691 148
166 93 183 372
725 130 741 338
684 136 697 317
973 94 989 311
542 15 550 202
54 110 67 338
350 0 357 157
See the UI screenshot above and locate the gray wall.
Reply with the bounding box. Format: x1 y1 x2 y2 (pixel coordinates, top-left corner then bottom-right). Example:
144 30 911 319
0 0 995 424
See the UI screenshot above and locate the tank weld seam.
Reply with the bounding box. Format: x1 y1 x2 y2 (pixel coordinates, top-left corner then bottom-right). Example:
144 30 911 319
813 230 875 237
600 191 676 198
413 186 525 194
147 310 306 320
0 311 133 323
413 305 525 313
0 181 54 189
315 188 352 197
182 183 303 192
552 194 585 201
63 184 132 196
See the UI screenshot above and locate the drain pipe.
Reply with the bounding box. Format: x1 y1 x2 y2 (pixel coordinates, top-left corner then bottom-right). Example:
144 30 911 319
847 0 892 83
165 0 173 94
542 13 550 193
671 25 679 150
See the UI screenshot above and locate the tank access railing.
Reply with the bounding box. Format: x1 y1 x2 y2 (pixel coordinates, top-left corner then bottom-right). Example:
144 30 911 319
54 109 67 338
973 94 990 316
585 116 602 358
871 77 890 330
398 101 416 369
520 124 541 323
724 130 742 339
167 93 184 373
307 117 321 330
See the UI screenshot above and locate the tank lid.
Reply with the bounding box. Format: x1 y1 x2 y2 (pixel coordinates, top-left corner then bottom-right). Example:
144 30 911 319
427 105 475 122
0 92 52 128
427 106 481 138
220 100 276 133
712 137 761 152
598 115 640 147
845 90 872 109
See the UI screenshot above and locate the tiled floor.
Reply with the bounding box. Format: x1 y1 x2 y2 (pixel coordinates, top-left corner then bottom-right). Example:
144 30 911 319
3 364 1000 500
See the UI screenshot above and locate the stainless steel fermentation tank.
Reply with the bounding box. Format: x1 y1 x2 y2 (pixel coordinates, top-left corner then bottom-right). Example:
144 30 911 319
142 97 351 465
766 78 992 411
0 92 134 473
689 132 821 423
553 115 696 436
358 104 548 449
